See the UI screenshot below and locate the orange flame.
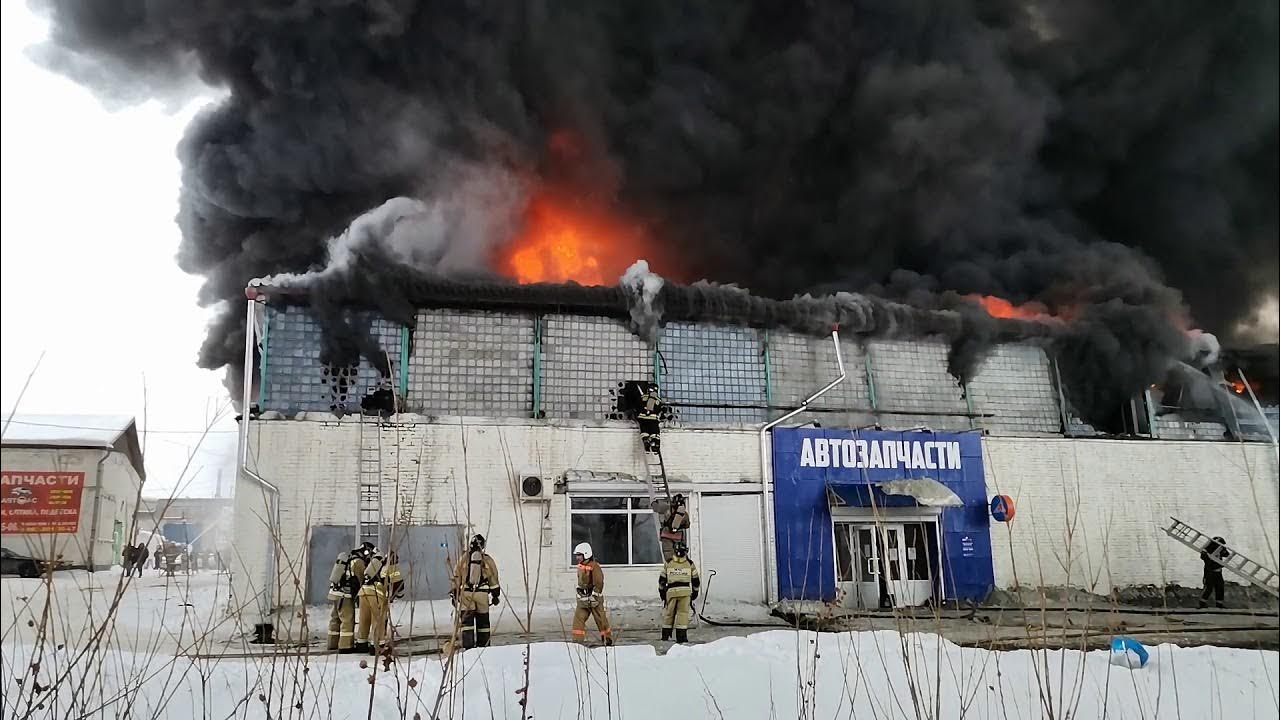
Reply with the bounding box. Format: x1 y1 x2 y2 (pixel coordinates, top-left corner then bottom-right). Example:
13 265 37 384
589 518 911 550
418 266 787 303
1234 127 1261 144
969 295 1059 321
498 191 655 286
1226 376 1261 396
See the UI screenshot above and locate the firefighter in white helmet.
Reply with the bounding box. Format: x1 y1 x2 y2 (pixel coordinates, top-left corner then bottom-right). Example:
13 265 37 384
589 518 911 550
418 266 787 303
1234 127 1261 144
571 542 613 645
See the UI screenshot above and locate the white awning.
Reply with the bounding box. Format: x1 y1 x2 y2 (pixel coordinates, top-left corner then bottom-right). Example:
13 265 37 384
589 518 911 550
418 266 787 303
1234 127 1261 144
877 478 963 507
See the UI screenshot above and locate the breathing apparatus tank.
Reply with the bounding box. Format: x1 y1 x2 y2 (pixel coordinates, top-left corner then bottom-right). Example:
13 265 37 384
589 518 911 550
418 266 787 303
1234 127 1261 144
363 553 386 584
327 551 352 601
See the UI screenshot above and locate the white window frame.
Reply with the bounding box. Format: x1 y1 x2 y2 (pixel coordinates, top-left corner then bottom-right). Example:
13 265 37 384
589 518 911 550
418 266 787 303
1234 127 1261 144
567 494 663 568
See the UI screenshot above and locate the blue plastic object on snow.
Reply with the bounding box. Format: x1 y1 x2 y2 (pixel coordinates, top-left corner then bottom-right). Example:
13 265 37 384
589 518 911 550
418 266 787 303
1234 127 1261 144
1109 637 1150 668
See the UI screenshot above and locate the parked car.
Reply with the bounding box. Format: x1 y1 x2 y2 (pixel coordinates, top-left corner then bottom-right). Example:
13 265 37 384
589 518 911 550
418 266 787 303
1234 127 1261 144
0 547 64 578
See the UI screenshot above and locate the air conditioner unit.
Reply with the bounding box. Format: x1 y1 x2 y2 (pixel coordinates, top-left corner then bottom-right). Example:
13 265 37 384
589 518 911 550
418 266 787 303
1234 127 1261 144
514 471 550 502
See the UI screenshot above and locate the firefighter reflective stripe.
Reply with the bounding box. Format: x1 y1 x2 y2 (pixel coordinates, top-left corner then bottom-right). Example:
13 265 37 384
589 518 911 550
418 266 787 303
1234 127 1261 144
660 558 698 598
577 560 605 594
328 598 357 650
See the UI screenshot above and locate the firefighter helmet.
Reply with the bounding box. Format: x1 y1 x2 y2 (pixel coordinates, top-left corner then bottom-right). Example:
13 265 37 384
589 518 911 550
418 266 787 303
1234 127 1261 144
673 541 688 557
573 542 593 560
471 534 486 551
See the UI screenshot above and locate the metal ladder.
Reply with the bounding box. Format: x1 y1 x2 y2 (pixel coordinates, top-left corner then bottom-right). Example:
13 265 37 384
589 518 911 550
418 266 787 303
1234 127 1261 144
1163 517 1279 597
357 419 383 547
643 448 671 506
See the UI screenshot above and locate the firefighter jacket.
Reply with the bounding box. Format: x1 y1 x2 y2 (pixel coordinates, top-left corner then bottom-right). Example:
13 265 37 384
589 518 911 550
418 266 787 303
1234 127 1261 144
637 386 663 421
658 557 700 599
344 556 368 603
657 501 689 541
362 557 405 599
452 551 501 595
576 558 605 599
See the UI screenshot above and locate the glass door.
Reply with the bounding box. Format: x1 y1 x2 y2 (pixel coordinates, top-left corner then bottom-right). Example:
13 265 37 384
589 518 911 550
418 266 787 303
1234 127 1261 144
855 525 884 609
833 522 859 607
899 522 936 606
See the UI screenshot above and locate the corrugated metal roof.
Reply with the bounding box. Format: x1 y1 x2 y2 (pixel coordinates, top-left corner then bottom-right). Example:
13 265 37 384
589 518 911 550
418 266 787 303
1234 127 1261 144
2 414 146 480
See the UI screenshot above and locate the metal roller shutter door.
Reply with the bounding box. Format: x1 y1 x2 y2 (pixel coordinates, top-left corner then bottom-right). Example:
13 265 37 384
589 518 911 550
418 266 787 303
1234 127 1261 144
697 494 765 603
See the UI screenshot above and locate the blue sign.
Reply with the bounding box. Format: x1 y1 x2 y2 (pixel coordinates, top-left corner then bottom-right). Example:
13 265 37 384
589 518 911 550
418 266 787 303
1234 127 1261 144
772 428 994 602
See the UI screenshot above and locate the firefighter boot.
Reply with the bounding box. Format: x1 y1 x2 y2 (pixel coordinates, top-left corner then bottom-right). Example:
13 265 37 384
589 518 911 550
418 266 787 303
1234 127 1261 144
661 628 671 641
675 629 688 644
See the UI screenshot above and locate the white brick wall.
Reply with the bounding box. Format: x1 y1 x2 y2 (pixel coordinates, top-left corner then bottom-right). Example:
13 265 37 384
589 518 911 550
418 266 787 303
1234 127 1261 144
233 417 764 625
984 436 1280 593
230 417 1280 625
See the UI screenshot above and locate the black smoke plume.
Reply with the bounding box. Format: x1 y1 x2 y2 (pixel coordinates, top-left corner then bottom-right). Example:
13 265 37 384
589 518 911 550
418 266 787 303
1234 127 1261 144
29 1 1278 429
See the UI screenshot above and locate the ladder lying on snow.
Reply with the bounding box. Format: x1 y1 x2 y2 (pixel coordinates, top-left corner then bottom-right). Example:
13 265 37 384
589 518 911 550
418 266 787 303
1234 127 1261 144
1163 517 1279 597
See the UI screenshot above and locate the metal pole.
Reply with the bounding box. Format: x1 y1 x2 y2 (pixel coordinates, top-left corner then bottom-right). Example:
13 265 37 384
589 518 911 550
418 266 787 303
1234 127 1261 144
864 353 878 411
1238 369 1277 445
1238 369 1278 474
532 315 542 418
258 310 270 407
762 330 773 410
1144 388 1159 438
1051 356 1072 436
759 329 847 604
398 326 410 399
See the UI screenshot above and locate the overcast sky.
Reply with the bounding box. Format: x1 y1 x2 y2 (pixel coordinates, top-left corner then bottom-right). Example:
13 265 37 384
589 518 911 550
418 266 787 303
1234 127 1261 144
1 5 236 498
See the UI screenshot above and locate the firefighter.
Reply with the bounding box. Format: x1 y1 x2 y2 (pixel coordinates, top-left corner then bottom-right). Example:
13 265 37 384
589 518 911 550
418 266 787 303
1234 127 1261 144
1199 536 1231 609
658 541 700 643
450 534 501 649
571 542 613 645
653 493 690 561
635 382 664 453
327 542 372 652
356 549 404 654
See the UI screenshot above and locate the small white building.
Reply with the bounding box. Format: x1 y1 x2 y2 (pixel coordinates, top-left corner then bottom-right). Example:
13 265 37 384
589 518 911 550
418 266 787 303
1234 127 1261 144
1 415 146 570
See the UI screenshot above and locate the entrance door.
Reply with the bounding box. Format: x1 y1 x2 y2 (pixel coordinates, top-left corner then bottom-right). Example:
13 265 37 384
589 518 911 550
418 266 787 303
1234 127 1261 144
899 523 935 606
834 523 884 609
835 520 938 609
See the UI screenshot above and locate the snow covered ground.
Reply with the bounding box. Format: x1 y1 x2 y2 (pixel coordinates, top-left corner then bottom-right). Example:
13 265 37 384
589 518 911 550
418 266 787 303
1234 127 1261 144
4 571 1279 719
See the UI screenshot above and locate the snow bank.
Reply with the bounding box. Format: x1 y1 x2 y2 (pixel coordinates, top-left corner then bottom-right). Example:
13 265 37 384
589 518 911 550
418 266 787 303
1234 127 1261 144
5 630 1277 719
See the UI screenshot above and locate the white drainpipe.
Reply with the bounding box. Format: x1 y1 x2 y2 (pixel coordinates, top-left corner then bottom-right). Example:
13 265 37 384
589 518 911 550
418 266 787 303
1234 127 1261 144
759 329 846 604
238 294 280 629
1238 368 1279 474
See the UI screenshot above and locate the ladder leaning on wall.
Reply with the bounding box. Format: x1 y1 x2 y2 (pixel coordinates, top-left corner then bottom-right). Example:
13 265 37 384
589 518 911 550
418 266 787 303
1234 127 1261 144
1163 517 1279 597
357 418 383 548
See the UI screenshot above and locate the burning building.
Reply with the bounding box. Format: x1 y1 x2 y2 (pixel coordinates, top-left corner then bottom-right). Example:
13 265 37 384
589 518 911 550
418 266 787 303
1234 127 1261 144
226 262 1278 640
24 1 1278 638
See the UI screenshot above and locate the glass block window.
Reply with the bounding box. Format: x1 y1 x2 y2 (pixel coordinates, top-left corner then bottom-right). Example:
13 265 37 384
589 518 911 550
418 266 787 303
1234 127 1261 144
406 310 534 416
261 306 403 414
658 322 767 424
768 331 871 411
967 344 1062 435
541 315 652 420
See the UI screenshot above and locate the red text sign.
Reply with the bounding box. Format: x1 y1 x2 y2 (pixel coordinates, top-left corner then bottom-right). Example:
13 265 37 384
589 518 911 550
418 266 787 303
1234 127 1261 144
0 471 86 534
